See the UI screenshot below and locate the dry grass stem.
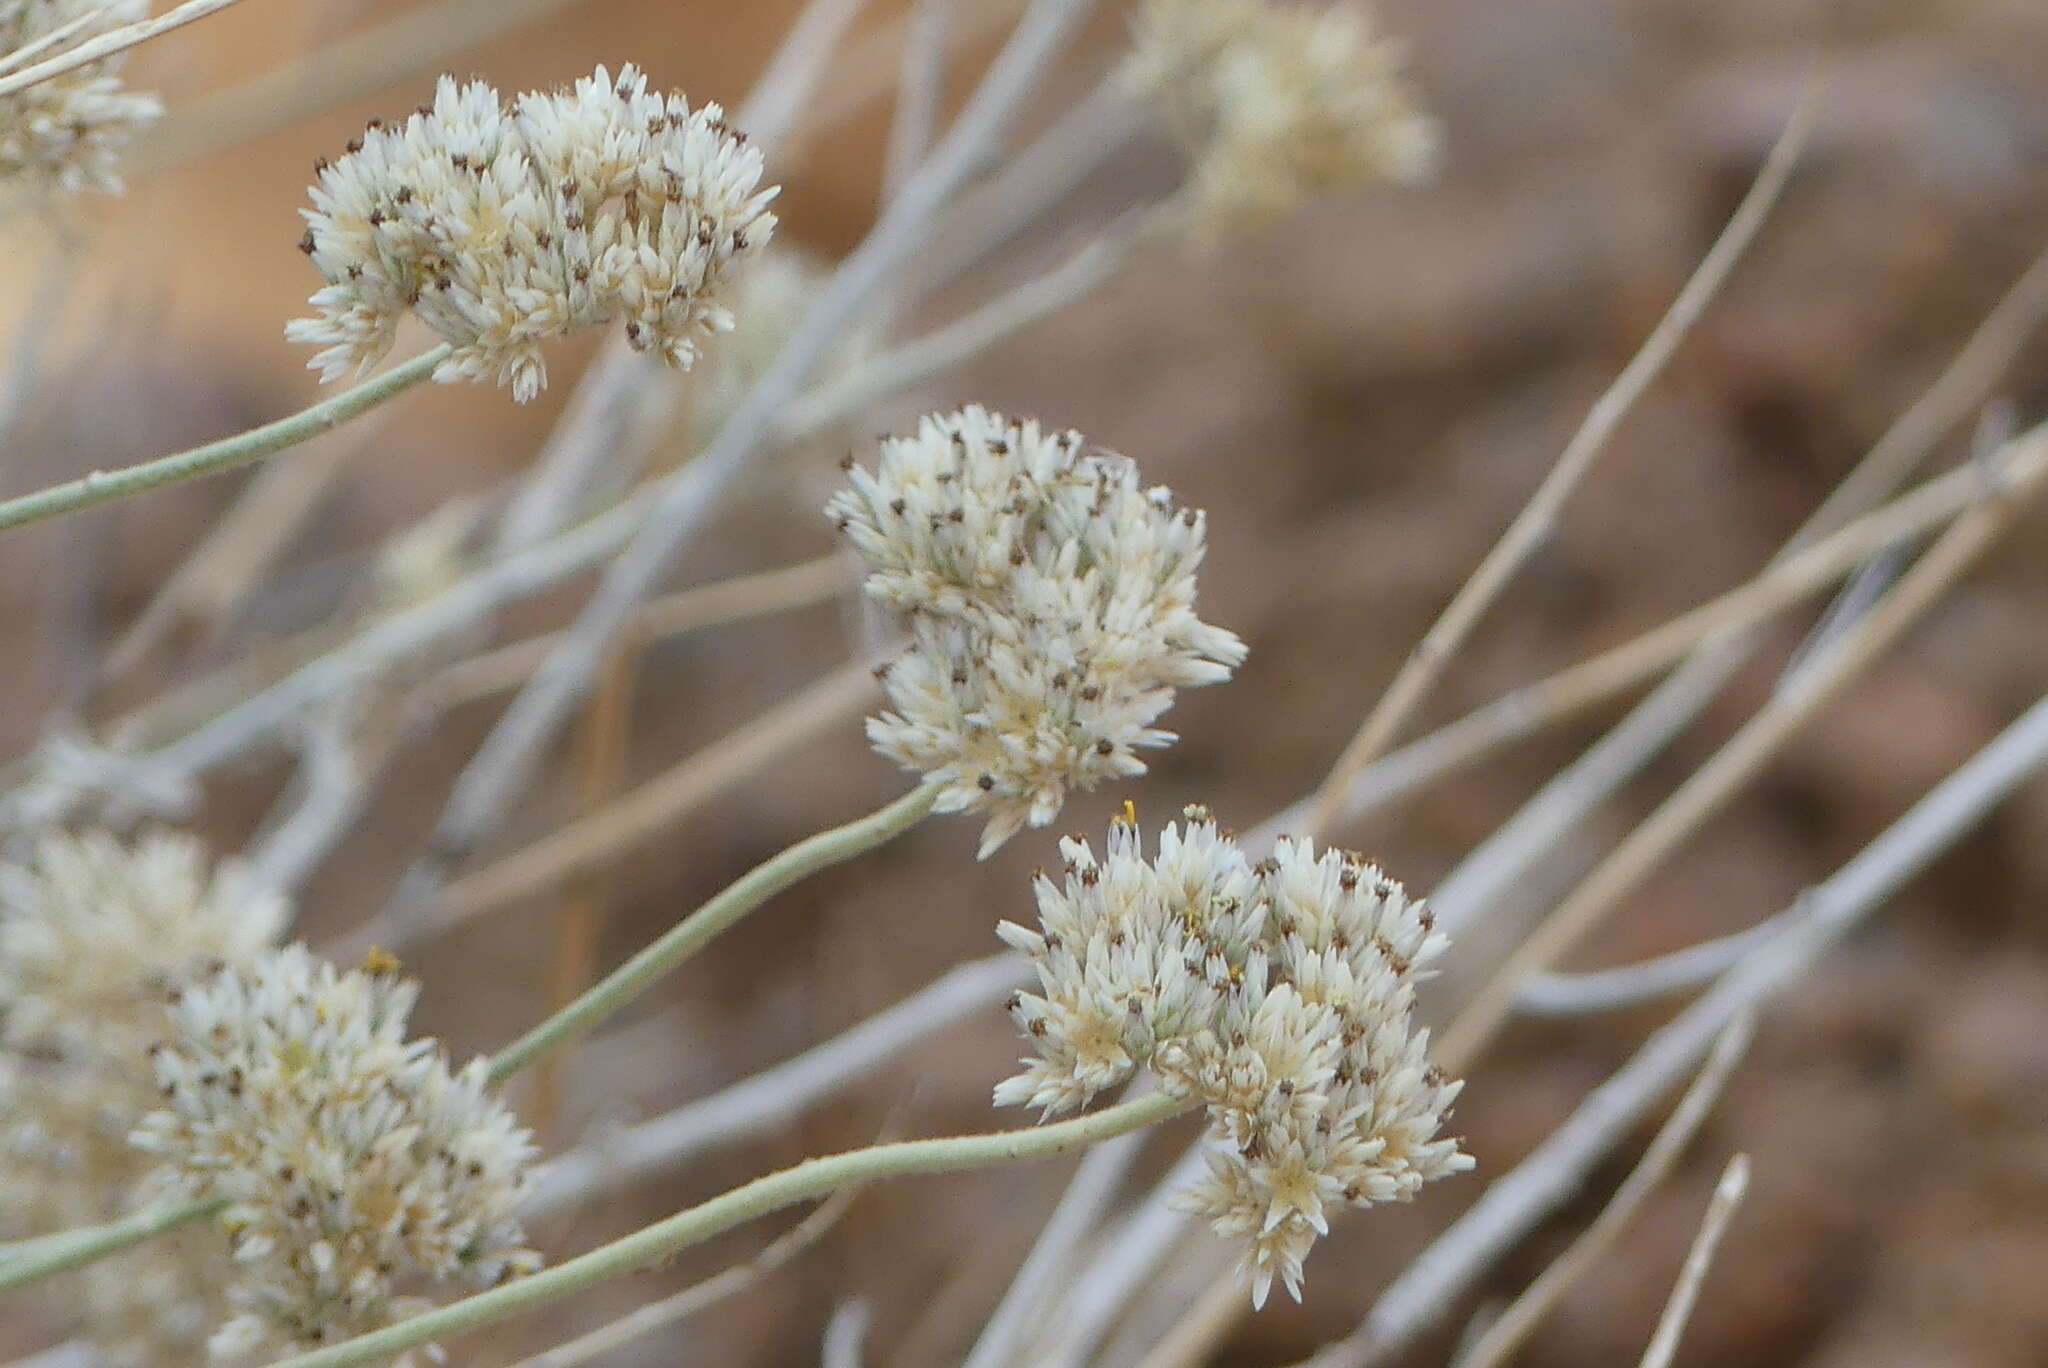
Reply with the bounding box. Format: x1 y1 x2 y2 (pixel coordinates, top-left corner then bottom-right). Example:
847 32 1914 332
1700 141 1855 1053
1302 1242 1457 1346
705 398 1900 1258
1635 1154 1750 1368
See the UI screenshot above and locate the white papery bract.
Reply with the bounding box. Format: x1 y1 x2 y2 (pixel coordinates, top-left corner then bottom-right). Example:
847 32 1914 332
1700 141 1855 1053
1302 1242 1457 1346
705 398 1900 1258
996 810 1472 1306
287 63 779 401
1124 0 1439 233
827 407 1246 855
132 946 541 1364
0 830 284 1365
0 0 162 195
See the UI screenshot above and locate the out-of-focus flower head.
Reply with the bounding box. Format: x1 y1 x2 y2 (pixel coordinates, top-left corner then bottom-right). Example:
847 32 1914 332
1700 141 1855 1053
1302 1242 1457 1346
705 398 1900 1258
0 0 162 196
0 829 284 1364
133 944 541 1364
1123 0 1439 233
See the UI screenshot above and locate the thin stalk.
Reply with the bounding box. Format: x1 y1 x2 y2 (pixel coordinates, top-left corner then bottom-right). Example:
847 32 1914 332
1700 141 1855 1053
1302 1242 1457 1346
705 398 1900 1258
1636 1155 1749 1368
1301 86 1820 838
271 1092 1188 1368
484 778 944 1082
0 1196 224 1294
0 346 449 534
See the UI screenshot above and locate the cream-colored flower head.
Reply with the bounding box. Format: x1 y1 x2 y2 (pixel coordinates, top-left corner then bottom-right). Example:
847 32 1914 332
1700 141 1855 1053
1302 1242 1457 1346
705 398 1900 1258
996 809 1471 1306
1124 0 1438 232
827 407 1246 856
0 0 162 195
0 830 284 1365
133 945 541 1364
287 63 779 402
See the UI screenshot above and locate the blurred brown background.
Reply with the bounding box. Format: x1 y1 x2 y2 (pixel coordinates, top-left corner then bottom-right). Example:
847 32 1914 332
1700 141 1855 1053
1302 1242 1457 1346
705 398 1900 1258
5 0 2048 1363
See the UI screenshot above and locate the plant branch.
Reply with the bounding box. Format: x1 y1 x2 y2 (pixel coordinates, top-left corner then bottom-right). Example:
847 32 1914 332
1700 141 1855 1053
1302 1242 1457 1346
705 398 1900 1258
484 778 944 1083
0 346 449 535
272 1091 1187 1368
1636 1154 1749 1368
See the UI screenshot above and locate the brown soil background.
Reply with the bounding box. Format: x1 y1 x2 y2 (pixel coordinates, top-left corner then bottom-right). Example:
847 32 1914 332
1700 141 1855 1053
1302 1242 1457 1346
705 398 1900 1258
4 0 2048 1364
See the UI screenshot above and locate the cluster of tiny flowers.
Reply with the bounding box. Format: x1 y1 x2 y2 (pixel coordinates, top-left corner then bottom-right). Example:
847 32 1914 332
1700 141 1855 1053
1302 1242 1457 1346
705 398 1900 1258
287 63 779 402
995 809 1472 1306
0 0 162 195
827 407 1246 856
1123 0 1438 232
132 945 541 1364
0 830 284 1365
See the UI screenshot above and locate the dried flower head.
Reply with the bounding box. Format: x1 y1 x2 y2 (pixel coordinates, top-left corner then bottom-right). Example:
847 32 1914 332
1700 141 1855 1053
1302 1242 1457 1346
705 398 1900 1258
0 0 162 195
827 407 1246 856
287 63 779 402
133 945 541 1364
0 830 285 1364
996 808 1472 1306
1124 0 1438 232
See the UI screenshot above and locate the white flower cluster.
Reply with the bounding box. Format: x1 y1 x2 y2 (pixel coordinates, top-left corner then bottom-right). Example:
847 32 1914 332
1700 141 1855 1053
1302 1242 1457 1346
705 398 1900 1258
1123 0 1439 232
995 809 1472 1306
133 945 541 1364
0 830 284 1365
0 0 162 196
827 407 1246 857
287 63 779 402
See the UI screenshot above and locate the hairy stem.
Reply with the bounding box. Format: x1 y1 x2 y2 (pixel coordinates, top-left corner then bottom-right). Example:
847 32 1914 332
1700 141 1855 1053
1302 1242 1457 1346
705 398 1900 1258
0 346 450 534
485 778 944 1082
273 1092 1188 1368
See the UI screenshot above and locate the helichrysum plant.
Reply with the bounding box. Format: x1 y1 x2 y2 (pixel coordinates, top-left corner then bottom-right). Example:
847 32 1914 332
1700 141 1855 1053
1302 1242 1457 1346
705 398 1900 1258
1123 0 1439 232
132 944 542 1363
829 405 1247 855
0 830 285 1365
995 807 1473 1305
288 63 780 401
0 0 161 196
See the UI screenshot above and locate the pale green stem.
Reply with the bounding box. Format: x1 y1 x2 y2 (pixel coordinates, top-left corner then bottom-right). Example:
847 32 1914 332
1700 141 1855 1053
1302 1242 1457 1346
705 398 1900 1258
274 1091 1188 1368
484 779 945 1083
0 1196 225 1293
0 346 452 534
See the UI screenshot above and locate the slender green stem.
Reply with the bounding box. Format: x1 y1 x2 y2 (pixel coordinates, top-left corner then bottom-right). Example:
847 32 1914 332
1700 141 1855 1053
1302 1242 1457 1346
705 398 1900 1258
0 345 452 534
0 1195 225 1293
485 779 945 1083
275 1091 1187 1368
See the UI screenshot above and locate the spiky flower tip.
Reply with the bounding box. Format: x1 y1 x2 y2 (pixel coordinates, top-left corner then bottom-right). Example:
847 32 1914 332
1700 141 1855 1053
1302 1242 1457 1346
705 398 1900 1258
132 945 541 1365
0 830 285 1365
826 406 1247 857
1123 0 1439 233
995 808 1472 1307
286 62 779 402
0 0 162 196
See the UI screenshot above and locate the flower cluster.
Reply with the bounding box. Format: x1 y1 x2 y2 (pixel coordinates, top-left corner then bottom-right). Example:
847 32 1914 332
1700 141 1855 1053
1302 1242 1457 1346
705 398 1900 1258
287 63 779 402
995 809 1472 1305
0 0 162 196
0 830 284 1365
1123 0 1438 232
827 406 1246 856
132 945 541 1364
